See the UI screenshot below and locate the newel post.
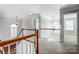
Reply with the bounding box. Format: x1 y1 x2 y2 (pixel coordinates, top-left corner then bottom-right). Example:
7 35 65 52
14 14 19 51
35 29 39 54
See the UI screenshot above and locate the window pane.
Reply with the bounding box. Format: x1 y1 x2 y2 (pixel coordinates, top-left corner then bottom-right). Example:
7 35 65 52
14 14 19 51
65 20 74 30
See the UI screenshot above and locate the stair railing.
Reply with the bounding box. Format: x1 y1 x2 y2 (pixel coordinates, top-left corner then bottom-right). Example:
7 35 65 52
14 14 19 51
0 28 39 54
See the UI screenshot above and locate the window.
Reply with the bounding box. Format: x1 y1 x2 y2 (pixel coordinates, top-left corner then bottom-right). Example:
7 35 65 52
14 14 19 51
65 20 74 31
64 13 77 31
10 24 18 38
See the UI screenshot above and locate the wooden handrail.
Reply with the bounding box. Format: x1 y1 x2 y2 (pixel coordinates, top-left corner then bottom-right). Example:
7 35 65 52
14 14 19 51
0 33 36 47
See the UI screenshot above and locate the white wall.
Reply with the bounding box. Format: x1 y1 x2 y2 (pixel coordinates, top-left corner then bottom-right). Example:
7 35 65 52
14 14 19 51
0 4 40 40
39 4 60 38
0 4 61 54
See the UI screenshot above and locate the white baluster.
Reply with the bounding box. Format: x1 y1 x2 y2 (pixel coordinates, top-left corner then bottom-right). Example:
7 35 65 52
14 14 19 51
27 41 30 54
16 41 23 54
31 43 33 54
8 45 10 54
0 47 3 54
22 40 27 54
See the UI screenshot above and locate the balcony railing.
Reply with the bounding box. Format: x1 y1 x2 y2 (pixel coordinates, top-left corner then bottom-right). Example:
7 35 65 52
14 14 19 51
0 28 39 54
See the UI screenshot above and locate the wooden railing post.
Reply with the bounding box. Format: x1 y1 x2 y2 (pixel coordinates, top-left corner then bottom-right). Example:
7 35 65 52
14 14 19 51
35 29 39 54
